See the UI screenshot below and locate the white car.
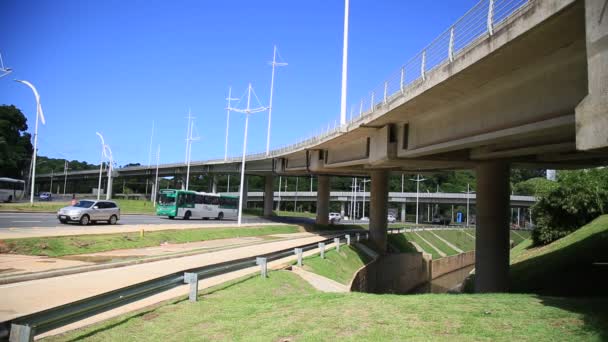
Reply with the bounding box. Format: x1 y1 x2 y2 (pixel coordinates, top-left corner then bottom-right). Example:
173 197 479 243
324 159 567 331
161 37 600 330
387 214 397 223
328 212 342 223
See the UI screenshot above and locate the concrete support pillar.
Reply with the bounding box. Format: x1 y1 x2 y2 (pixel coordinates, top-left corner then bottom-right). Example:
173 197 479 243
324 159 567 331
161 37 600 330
575 0 608 150
315 175 330 225
211 175 218 193
369 170 389 254
401 202 406 222
340 201 345 217
263 175 274 217
475 162 510 293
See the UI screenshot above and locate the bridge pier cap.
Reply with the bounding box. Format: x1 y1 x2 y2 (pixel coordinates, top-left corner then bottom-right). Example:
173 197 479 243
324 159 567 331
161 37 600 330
575 0 608 150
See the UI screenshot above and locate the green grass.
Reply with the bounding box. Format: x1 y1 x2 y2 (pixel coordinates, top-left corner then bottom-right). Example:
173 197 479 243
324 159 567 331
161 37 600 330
433 229 475 252
2 225 301 257
0 199 156 214
509 214 608 296
403 232 442 259
47 270 608 341
387 234 419 253
417 231 459 256
510 230 531 246
301 245 372 285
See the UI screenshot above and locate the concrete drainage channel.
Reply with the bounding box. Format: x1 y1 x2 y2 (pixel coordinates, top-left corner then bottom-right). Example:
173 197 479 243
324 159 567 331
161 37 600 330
0 232 369 342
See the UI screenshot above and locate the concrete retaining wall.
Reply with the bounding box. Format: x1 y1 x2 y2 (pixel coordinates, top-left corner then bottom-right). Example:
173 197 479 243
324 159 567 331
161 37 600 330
430 251 476 280
350 252 432 294
350 250 476 294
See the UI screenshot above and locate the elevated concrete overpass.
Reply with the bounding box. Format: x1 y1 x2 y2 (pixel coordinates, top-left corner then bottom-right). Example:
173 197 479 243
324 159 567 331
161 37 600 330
38 0 608 292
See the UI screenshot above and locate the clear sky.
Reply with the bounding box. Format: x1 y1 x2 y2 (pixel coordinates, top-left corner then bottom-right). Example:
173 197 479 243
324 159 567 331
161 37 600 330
1 0 478 167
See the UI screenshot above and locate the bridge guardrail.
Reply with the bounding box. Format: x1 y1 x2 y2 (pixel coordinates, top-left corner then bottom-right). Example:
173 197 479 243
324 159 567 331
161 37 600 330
1 232 368 341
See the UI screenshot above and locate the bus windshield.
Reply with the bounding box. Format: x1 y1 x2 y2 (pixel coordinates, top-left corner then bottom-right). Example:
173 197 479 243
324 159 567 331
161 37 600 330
159 193 176 205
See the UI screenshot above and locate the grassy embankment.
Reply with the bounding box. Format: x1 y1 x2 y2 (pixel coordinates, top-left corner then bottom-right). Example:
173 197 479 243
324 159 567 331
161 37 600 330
0 199 156 214
1 225 301 257
300 245 372 285
388 229 531 259
510 214 608 296
47 270 608 341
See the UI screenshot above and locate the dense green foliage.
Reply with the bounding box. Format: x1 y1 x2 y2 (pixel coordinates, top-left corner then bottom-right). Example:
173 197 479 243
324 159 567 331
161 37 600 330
0 105 33 178
531 169 608 245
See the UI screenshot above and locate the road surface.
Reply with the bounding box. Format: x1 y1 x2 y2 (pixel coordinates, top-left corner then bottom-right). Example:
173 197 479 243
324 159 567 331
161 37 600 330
0 212 272 229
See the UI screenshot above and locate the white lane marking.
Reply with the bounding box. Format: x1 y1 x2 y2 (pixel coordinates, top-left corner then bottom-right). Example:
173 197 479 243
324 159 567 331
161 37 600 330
11 221 42 223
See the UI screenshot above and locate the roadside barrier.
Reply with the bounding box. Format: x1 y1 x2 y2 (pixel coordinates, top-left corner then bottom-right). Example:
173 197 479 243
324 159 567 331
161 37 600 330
2 232 369 342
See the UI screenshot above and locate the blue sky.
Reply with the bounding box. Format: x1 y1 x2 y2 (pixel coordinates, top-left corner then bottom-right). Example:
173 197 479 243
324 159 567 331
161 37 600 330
1 0 477 166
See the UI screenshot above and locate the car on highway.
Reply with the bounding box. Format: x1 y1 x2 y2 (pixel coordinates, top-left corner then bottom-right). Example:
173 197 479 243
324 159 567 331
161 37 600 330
432 215 451 225
387 214 397 223
328 212 341 223
57 199 120 225
39 192 52 201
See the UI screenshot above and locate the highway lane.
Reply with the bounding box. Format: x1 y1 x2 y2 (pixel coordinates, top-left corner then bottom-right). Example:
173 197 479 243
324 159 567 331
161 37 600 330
0 212 273 229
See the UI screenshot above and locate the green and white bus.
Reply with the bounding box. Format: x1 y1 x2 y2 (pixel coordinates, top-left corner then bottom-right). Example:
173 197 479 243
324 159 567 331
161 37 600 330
156 189 238 220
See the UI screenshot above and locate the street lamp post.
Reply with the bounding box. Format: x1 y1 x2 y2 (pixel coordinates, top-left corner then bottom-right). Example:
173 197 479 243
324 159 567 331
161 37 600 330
15 80 46 205
63 160 69 195
104 145 114 200
0 52 12 78
224 87 238 161
462 183 475 227
229 83 267 226
95 132 106 200
153 145 160 207
266 45 287 156
361 178 370 218
410 174 427 225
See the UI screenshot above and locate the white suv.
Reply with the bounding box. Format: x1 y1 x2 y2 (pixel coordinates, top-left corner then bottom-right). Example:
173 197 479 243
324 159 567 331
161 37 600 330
328 212 342 223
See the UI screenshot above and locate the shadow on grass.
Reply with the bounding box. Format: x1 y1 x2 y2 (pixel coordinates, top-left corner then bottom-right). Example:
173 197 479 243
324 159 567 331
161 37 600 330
509 229 608 296
387 234 418 253
537 296 608 341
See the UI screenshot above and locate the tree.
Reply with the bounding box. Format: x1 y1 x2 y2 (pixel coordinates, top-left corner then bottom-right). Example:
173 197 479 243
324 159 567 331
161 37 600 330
531 168 608 246
0 105 34 178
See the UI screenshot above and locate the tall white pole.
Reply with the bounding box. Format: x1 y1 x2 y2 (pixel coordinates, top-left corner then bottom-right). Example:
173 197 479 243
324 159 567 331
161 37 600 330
15 80 45 205
362 179 366 218
185 109 192 164
410 174 426 225
185 120 194 191
277 176 282 211
237 84 253 226
95 132 105 200
266 46 287 156
227 175 230 192
339 0 350 126
294 177 298 212
105 145 113 200
63 160 68 195
466 183 470 226
153 145 160 207
146 120 154 200
224 87 238 161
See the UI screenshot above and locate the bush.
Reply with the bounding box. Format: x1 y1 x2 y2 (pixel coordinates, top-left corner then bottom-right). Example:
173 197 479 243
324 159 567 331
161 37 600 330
531 169 608 246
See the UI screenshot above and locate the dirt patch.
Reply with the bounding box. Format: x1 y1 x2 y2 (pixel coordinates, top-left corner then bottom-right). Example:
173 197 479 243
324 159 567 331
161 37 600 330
141 312 160 321
0 240 11 253
0 268 20 274
61 255 136 263
36 260 56 263
275 337 295 342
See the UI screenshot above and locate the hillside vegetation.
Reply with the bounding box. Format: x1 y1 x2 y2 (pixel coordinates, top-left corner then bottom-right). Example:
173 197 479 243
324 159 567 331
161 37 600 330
510 215 608 296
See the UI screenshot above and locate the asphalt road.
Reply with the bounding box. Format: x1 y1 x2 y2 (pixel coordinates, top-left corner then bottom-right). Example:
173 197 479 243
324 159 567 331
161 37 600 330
0 212 274 229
